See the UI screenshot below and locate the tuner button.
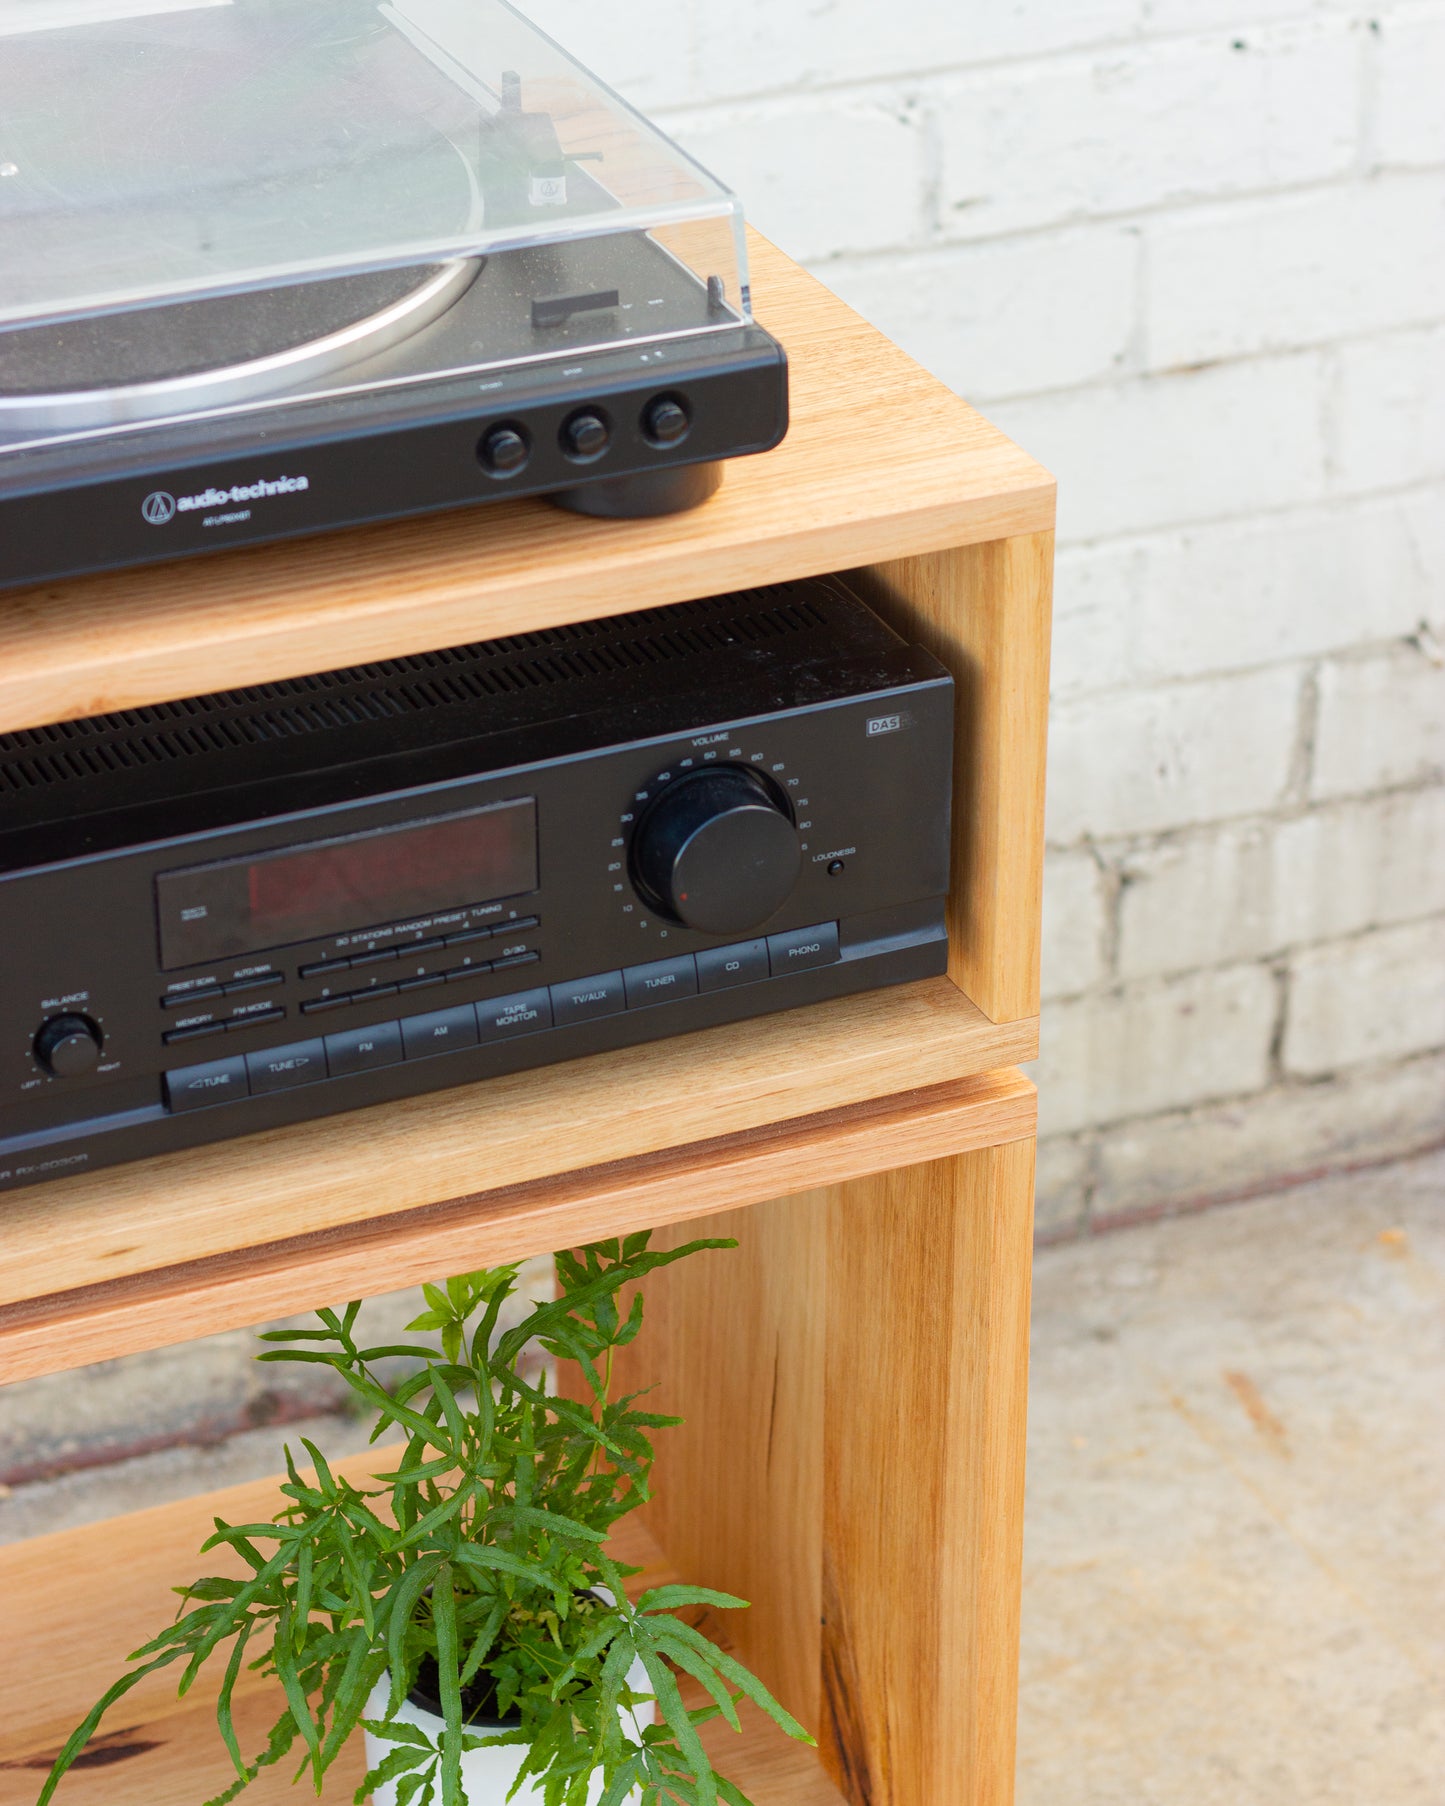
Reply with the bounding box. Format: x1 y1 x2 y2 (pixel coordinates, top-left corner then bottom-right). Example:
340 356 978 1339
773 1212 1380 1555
643 397 690 447
34 1013 103 1078
479 424 530 476
632 768 801 937
562 411 610 461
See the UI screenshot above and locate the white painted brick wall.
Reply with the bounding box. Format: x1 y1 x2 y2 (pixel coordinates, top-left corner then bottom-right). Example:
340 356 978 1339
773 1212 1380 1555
515 0 1445 1230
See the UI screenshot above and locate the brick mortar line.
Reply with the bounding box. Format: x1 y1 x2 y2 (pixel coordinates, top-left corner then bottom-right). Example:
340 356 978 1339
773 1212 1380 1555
1036 1132 1445 1248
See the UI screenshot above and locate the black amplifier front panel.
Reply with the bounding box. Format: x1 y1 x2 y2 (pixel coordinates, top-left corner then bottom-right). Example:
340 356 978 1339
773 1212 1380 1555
0 680 951 1192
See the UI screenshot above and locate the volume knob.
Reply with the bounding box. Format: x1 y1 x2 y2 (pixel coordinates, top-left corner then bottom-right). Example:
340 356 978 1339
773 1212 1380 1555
34 1013 103 1078
632 768 800 936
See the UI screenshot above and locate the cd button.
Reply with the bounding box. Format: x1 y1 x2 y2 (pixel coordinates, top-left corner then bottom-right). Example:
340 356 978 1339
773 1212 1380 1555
476 988 553 1042
766 922 841 975
325 1021 403 1077
401 1005 479 1060
550 971 625 1027
623 955 699 1009
165 1054 249 1112
696 939 769 993
246 1039 328 1095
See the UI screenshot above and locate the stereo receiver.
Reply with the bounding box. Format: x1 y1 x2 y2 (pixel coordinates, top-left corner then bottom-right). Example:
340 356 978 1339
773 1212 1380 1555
0 579 953 1192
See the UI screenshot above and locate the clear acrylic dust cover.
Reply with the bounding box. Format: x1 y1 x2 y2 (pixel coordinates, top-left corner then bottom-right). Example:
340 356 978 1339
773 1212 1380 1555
0 0 751 331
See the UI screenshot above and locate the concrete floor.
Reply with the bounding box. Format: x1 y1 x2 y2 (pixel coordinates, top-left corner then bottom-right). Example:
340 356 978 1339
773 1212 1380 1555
1019 1146 1445 1805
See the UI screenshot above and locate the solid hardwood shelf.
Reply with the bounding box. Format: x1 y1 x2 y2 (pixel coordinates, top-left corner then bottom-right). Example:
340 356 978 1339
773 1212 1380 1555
0 236 1053 737
0 977 1034 1350
0 1065 1035 1384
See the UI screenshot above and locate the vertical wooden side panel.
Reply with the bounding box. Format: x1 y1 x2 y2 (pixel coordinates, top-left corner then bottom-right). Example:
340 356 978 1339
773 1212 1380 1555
820 1138 1036 1806
603 1199 828 1734
858 532 1055 1026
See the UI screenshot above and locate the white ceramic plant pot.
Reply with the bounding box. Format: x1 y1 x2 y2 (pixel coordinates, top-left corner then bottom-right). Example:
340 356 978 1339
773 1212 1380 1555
363 1595 654 1806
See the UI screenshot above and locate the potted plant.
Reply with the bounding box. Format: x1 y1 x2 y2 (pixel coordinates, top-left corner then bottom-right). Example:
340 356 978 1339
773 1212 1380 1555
39 1233 812 1806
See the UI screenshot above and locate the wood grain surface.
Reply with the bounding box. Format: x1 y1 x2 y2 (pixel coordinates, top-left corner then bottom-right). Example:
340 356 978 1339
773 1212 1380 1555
860 535 1056 1025
0 236 1053 734
818 1140 1037 1806
0 977 1035 1328
0 1067 1036 1384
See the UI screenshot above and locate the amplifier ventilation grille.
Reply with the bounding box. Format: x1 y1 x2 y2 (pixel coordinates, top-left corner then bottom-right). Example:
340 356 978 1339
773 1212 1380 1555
0 589 833 794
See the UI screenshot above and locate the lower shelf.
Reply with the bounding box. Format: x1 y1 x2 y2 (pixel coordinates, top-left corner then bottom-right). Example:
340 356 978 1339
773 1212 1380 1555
0 1453 841 1806
0 1062 1035 1383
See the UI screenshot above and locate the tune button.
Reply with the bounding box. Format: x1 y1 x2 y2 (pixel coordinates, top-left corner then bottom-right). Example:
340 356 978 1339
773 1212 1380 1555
479 424 530 476
561 410 610 462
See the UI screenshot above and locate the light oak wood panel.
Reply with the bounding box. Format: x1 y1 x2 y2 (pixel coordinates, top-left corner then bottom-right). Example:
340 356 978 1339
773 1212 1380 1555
818 1140 1036 1806
607 1193 830 1738
0 238 1053 734
860 534 1055 1025
0 1068 1035 1384
0 1456 838 1806
0 977 1035 1325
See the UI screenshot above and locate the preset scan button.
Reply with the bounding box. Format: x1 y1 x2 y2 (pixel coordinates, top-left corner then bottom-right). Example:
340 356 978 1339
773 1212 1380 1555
696 939 769 993
766 922 841 976
550 971 625 1027
246 1039 328 1095
623 955 698 1008
165 1055 250 1112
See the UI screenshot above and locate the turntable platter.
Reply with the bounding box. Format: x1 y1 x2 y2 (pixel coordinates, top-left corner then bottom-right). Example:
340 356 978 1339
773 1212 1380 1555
0 260 480 433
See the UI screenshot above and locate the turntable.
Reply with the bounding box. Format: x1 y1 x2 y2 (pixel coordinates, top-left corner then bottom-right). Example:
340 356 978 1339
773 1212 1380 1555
0 0 788 590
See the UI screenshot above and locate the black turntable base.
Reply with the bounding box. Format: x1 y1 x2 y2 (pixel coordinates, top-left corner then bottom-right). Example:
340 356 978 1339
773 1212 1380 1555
0 229 788 591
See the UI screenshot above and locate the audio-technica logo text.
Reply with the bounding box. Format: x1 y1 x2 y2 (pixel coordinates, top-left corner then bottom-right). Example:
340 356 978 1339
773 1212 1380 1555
141 474 309 525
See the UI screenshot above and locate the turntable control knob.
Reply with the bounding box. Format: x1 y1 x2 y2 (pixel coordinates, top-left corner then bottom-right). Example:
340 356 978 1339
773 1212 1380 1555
631 769 800 937
479 425 530 476
562 411 610 461
34 1013 103 1078
644 397 690 446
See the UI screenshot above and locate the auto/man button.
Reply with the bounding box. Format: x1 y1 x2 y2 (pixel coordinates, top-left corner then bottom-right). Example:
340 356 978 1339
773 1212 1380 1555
165 1054 250 1112
766 921 841 976
695 939 769 993
550 971 625 1027
623 955 699 1008
246 1039 328 1095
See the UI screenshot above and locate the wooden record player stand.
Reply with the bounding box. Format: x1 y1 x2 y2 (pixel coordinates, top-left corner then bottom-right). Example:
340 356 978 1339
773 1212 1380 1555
0 238 1054 1806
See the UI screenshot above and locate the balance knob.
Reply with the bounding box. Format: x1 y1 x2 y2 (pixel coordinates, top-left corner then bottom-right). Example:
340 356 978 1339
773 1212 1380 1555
34 1013 103 1078
632 768 800 936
